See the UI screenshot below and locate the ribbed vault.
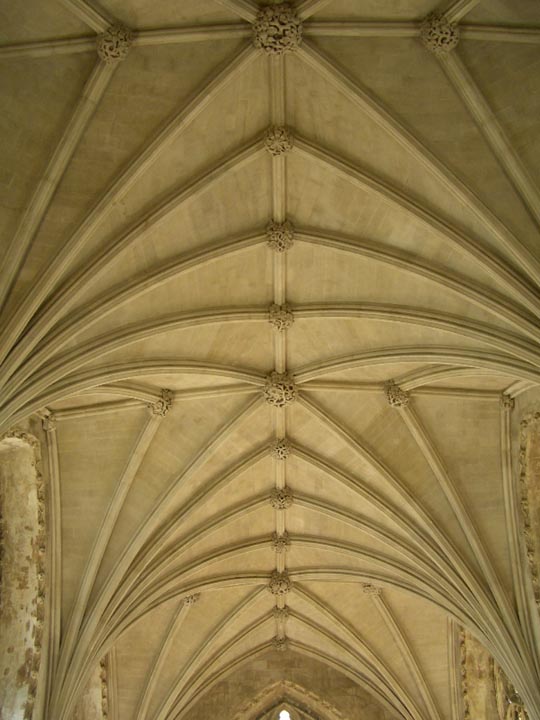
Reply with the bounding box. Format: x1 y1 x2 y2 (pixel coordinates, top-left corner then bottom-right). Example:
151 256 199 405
1 1 540 719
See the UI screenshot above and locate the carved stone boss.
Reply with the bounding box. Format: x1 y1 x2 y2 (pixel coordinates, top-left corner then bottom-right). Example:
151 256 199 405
264 372 297 407
270 438 292 460
266 220 295 253
519 413 540 612
97 24 133 63
420 13 459 55
253 4 303 55
268 303 294 331
270 487 293 510
265 126 294 156
269 570 291 595
384 380 409 408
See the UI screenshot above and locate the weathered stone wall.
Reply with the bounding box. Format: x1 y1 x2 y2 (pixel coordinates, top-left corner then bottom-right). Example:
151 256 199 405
0 434 44 720
519 413 540 612
460 629 528 720
71 659 108 720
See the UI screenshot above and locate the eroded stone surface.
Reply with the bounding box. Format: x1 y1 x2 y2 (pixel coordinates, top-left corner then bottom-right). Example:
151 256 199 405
269 438 292 460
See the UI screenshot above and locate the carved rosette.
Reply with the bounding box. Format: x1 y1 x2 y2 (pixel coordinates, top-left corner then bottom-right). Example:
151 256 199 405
265 126 294 156
361 582 381 596
268 570 291 595
270 486 293 510
273 606 289 622
268 303 294 331
34 449 46 720
149 389 173 416
264 371 297 407
501 394 515 412
233 681 346 720
272 531 291 553
460 628 529 720
42 413 57 433
272 636 288 652
519 413 540 611
183 593 200 607
384 380 409 408
253 4 302 55
266 220 294 252
420 13 459 55
96 24 133 63
269 438 291 460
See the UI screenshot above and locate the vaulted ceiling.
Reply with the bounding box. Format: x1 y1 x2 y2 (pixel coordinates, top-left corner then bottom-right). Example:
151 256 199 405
1 1 540 719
